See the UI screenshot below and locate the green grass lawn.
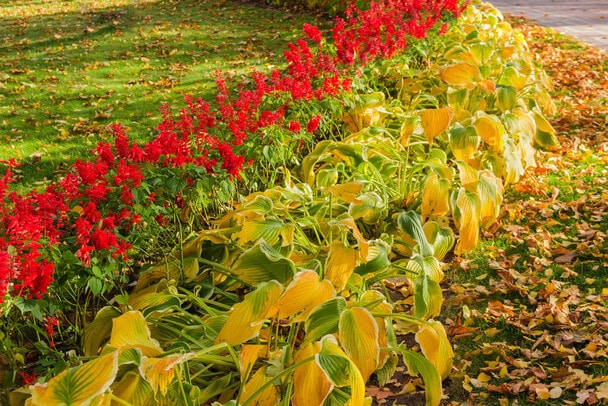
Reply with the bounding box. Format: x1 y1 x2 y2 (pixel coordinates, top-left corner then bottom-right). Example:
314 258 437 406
0 0 331 186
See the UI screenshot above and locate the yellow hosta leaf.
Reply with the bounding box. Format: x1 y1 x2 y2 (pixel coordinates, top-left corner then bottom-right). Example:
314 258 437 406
399 115 420 147
292 343 332 406
327 182 363 204
456 160 480 192
454 188 481 255
473 114 505 153
277 270 336 322
324 241 359 291
239 345 267 382
215 281 283 346
140 353 194 396
329 218 369 260
449 124 480 162
533 109 559 148
415 320 454 379
419 107 453 146
109 311 162 357
357 291 393 370
241 366 280 406
441 62 480 87
339 307 380 382
477 171 503 228
29 352 118 406
421 173 451 220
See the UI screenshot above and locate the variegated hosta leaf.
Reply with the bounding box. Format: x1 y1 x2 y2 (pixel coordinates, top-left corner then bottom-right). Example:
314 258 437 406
453 188 481 255
456 160 480 192
441 62 480 88
414 275 443 319
215 281 283 346
235 218 295 248
401 350 442 406
397 211 433 257
449 124 480 163
421 173 451 220
315 335 365 406
84 306 121 357
477 171 504 228
292 343 332 406
473 113 505 153
354 239 390 277
503 138 526 184
415 320 454 379
109 311 162 357
324 241 359 291
338 307 380 382
303 297 347 345
276 270 336 322
357 291 394 371
532 108 559 148
111 371 154 405
496 85 517 113
498 65 528 90
406 254 444 283
139 353 194 396
419 107 453 146
422 221 455 261
348 191 385 224
398 115 420 147
240 366 280 406
29 351 119 406
230 240 296 285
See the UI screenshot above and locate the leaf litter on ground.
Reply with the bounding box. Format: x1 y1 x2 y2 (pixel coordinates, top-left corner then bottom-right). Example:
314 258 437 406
436 16 608 406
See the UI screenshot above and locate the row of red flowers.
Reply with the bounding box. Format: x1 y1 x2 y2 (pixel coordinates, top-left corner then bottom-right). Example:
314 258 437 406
0 0 465 303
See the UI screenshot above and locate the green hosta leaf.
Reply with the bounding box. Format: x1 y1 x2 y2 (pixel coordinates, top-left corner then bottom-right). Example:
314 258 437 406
338 307 380 382
239 194 274 215
414 275 443 319
397 211 433 257
304 297 347 345
401 350 442 406
215 281 283 346
348 191 385 224
498 65 528 90
532 109 559 148
231 240 296 285
422 221 455 261
316 335 365 405
415 320 454 379
354 240 390 276
470 43 494 65
29 351 119 406
109 311 162 357
84 306 121 357
449 124 480 162
497 85 517 112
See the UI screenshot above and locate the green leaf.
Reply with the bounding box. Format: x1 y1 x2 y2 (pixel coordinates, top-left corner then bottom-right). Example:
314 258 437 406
354 240 390 276
449 124 479 162
338 307 380 382
400 350 442 406
397 211 433 257
304 297 347 345
497 85 517 112
414 275 443 319
231 240 296 285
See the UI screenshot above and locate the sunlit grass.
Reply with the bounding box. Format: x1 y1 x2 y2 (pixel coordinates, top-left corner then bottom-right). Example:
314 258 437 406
0 0 331 185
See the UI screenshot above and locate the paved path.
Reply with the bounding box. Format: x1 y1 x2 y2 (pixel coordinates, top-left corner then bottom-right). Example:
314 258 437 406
488 0 608 52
